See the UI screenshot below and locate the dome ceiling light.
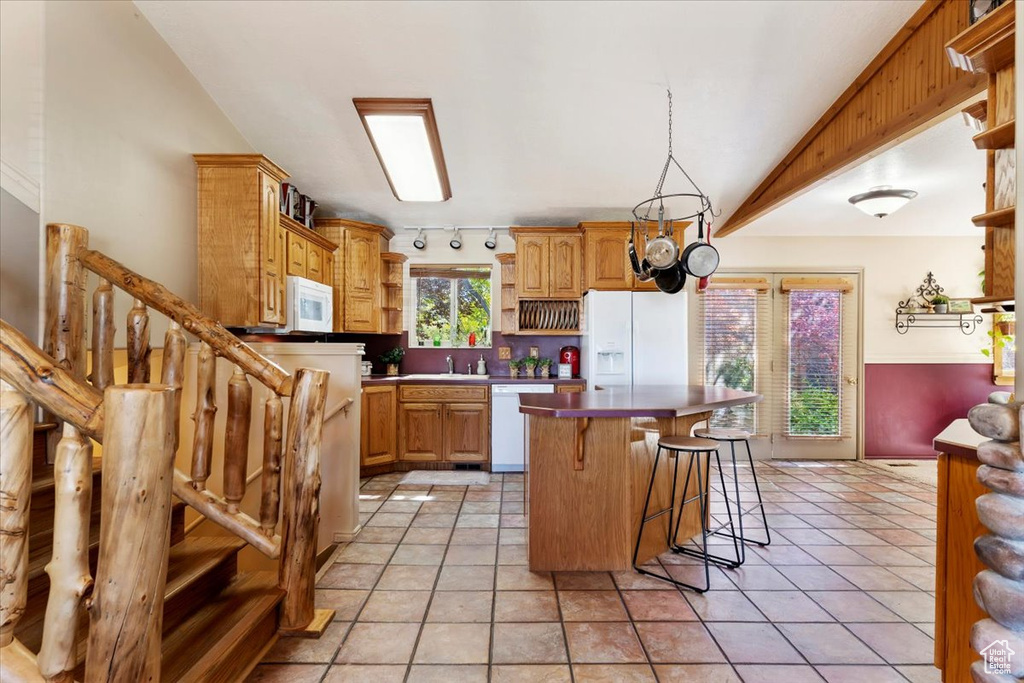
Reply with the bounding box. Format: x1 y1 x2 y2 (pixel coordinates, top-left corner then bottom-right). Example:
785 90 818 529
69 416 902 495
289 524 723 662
848 186 918 218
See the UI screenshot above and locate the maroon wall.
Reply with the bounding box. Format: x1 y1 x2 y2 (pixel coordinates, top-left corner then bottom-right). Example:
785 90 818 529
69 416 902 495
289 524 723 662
864 363 999 459
328 331 579 376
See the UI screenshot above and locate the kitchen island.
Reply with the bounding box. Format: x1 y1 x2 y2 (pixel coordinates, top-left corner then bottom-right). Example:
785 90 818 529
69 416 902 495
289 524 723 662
519 386 761 572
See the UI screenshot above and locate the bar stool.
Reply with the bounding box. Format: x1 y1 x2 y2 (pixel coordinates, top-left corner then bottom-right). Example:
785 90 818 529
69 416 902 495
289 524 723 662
694 428 772 557
632 435 742 593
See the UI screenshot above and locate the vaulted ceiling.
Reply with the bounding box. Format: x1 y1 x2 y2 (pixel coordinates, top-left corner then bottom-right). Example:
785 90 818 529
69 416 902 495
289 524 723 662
136 1 934 234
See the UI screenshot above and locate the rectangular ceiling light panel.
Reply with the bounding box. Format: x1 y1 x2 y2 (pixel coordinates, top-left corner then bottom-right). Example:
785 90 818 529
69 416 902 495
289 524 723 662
354 98 451 202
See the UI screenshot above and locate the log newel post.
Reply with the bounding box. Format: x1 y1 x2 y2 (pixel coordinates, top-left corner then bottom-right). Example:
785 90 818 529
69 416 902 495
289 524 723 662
44 224 88 461
126 298 151 384
90 279 114 392
278 368 330 635
160 321 186 452
224 366 252 514
966 402 1024 682
190 343 217 491
0 381 32 649
260 395 284 534
38 424 94 682
84 385 176 683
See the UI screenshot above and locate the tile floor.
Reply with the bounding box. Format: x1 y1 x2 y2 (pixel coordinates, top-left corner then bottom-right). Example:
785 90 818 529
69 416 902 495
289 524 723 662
250 459 941 682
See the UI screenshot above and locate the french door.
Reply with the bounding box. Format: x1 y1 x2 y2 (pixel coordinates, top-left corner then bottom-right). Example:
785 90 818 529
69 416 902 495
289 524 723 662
694 271 861 460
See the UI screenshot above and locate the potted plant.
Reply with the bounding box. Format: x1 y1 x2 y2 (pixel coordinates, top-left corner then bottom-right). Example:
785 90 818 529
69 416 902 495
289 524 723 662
508 358 523 379
523 356 538 378
380 347 405 376
931 295 949 314
538 358 553 378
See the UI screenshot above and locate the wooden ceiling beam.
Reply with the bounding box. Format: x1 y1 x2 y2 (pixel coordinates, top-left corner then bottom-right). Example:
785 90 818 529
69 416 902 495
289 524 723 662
716 0 985 238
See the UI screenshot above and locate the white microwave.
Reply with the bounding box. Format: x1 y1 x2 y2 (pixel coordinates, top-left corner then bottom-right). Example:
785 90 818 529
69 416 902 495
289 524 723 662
284 276 333 333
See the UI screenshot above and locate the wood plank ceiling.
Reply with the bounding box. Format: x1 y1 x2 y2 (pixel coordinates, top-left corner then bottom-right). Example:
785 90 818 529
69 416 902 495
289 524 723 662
717 0 985 237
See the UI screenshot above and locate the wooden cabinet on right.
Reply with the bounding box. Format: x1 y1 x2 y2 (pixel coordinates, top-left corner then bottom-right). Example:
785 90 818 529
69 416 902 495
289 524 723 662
511 227 582 299
445 403 489 461
556 384 585 393
398 402 445 462
581 221 683 292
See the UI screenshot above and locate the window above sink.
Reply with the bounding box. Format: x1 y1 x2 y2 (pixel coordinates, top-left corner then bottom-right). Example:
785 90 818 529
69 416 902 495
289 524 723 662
412 264 492 348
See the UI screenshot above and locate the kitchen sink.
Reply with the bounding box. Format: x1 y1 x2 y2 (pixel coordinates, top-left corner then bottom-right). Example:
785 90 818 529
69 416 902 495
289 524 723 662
401 374 490 380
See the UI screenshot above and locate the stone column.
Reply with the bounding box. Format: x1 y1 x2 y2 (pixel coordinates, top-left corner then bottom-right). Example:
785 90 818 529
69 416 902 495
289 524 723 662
966 401 1024 682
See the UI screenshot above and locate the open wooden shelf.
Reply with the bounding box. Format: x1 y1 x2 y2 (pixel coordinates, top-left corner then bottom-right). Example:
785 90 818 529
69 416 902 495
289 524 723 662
945 1 1015 74
973 119 1015 150
972 206 1015 228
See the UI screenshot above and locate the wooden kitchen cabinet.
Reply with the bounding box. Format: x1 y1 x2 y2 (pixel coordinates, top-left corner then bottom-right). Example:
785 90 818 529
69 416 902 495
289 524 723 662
315 218 395 333
511 227 583 299
306 243 324 282
556 384 585 393
445 403 489 462
397 384 491 464
399 402 445 462
380 252 407 335
581 221 685 291
195 154 288 327
361 385 397 467
287 229 307 277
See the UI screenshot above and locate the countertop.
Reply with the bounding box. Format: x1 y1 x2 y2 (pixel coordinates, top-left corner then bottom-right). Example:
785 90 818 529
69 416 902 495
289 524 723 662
361 374 587 387
518 385 761 418
933 418 986 459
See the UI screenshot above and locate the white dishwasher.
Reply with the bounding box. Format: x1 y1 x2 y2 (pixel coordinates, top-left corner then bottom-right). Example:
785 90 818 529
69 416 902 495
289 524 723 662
491 383 556 472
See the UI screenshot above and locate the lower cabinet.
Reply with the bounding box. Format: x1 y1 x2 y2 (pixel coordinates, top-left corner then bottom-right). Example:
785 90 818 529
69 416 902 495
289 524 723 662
396 385 491 464
361 385 397 467
445 403 490 462
398 402 445 462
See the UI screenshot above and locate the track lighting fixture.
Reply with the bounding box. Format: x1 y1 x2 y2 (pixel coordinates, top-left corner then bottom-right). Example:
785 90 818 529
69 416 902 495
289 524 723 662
449 227 462 250
413 228 426 250
484 229 497 250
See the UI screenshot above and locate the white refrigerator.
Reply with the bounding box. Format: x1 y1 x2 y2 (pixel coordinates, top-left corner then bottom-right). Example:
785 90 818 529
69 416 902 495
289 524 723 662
581 290 689 387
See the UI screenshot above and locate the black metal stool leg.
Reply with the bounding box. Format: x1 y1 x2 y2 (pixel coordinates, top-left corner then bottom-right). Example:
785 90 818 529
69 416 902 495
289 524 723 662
670 451 697 548
712 449 743 568
745 439 771 547
730 441 746 563
632 447 662 571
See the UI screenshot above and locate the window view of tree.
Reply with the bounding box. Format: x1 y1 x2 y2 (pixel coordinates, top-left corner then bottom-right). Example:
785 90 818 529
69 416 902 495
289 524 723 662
703 289 758 432
787 290 842 436
413 266 491 347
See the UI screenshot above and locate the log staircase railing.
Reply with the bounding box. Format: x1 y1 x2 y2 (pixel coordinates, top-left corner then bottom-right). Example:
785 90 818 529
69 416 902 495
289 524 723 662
0 223 333 682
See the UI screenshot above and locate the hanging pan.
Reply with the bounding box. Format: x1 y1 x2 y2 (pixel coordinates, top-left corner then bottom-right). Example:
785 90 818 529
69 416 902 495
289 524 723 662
654 262 687 294
680 213 720 278
628 222 655 282
643 206 679 270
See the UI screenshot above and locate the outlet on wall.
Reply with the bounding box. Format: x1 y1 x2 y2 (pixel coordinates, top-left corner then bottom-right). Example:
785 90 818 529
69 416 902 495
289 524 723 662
529 346 539 358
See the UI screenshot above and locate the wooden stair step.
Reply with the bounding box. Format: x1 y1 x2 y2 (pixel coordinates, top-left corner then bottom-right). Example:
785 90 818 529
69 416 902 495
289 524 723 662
161 571 284 683
16 532 245 656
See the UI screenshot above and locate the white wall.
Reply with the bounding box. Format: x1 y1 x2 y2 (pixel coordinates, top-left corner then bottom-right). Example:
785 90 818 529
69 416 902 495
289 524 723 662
0 0 44 212
44 0 252 344
716 235 987 364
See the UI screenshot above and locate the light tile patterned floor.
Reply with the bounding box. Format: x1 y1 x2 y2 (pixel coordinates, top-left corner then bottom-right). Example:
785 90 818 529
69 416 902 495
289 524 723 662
250 460 941 683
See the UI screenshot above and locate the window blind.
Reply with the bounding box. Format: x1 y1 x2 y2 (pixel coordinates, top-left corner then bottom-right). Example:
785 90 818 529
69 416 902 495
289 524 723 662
697 283 772 434
777 287 855 439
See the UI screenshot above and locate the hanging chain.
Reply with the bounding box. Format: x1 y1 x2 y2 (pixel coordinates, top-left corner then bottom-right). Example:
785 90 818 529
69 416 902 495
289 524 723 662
666 90 673 158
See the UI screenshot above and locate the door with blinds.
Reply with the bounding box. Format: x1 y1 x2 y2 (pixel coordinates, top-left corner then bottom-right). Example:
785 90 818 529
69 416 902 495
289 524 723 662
695 272 861 460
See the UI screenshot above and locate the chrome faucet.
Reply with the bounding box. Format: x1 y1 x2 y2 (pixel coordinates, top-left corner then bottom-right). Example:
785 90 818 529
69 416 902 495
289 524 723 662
446 355 454 374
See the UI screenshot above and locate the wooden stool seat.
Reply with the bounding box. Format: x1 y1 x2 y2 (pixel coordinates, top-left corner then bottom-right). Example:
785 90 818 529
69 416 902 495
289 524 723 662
694 428 752 442
657 436 720 452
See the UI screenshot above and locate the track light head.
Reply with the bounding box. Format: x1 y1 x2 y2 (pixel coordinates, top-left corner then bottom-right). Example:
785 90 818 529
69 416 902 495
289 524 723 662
484 229 497 250
413 228 426 250
449 227 462 250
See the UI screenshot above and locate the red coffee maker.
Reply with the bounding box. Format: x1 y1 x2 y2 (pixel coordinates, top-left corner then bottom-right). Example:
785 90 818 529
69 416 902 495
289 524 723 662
559 346 580 378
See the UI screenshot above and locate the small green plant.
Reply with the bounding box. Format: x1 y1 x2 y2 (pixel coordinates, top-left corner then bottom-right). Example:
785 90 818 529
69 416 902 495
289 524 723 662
538 358 553 369
930 294 949 305
508 358 524 370
379 347 405 365
524 357 539 369
981 316 1014 358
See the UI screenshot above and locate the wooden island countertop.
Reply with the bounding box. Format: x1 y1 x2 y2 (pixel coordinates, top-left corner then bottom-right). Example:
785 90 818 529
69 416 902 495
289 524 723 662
518 385 761 572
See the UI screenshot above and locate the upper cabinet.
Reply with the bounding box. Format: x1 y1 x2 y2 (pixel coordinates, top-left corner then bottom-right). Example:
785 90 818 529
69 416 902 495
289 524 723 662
314 218 396 334
195 154 338 328
511 227 582 300
196 154 288 327
581 221 678 292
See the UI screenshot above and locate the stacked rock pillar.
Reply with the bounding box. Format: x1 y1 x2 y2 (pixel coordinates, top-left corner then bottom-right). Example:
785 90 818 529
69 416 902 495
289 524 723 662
966 401 1024 682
